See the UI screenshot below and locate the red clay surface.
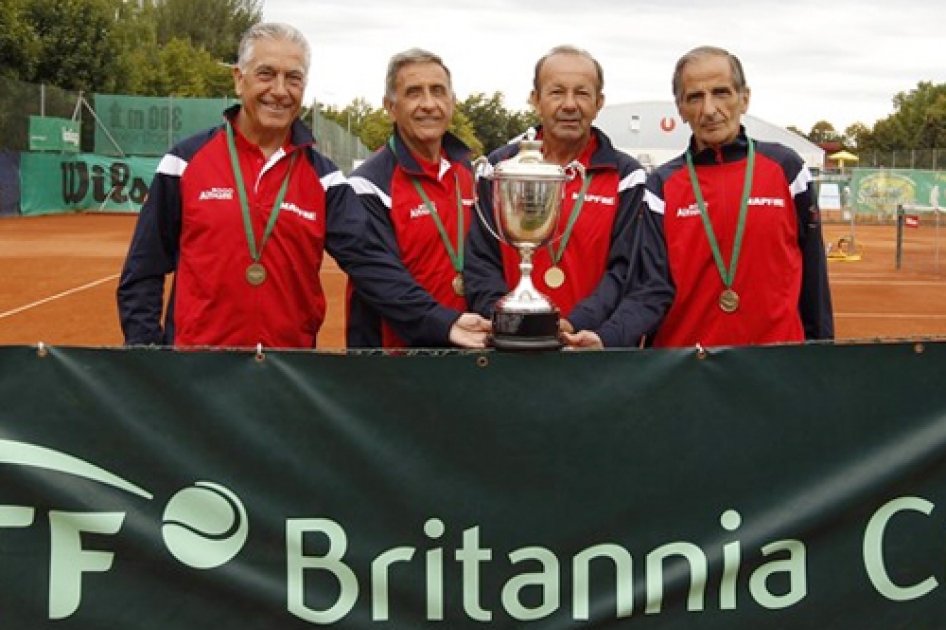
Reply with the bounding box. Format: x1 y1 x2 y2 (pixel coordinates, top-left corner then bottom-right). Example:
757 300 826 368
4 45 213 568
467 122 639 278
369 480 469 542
2 212 945 347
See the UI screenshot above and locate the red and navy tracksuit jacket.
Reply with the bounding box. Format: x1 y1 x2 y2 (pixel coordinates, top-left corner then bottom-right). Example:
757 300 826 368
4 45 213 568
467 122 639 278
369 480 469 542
345 131 472 348
464 126 673 347
646 129 834 347
117 105 460 348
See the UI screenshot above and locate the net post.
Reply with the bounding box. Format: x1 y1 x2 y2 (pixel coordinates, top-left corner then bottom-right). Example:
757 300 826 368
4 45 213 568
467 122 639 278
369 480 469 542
895 204 904 270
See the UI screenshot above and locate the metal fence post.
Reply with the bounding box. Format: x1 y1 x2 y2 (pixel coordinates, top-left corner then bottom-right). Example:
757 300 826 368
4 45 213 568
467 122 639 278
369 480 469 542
895 204 904 270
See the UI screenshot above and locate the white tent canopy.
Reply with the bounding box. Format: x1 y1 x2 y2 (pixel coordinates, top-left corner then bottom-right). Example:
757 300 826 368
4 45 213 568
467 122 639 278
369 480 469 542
595 101 825 172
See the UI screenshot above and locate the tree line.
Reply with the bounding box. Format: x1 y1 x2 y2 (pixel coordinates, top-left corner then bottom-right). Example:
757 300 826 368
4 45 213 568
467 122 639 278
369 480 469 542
1 0 943 156
787 81 946 153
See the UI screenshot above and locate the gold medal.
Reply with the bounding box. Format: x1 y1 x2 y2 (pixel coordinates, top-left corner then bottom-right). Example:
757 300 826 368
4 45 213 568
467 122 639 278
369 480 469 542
246 262 267 286
719 288 739 313
544 266 566 289
452 273 465 297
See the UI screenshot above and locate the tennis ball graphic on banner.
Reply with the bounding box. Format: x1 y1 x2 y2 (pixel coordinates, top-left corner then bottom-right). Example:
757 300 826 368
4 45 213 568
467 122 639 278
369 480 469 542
161 481 249 569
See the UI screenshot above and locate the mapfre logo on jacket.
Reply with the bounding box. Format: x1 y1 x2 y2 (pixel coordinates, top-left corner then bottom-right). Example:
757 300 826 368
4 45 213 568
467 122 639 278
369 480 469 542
198 187 234 201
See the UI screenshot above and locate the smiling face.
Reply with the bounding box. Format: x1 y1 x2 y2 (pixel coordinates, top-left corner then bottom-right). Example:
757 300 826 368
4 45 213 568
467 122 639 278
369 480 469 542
676 53 750 152
530 51 604 159
384 60 454 163
232 36 307 150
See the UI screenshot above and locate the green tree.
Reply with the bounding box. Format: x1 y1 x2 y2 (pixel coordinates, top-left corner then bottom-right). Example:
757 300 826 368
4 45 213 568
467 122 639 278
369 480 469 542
21 0 124 92
145 38 234 97
0 0 39 79
357 108 393 151
154 0 261 63
843 122 873 150
457 91 538 155
870 81 946 150
808 120 840 144
448 109 483 157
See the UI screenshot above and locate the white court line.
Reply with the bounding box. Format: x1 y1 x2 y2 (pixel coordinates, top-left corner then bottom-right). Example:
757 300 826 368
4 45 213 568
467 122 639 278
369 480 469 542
836 312 946 319
0 274 120 320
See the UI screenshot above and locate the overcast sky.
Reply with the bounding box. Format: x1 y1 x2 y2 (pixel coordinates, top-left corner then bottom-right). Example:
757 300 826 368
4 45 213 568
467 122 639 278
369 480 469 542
260 0 945 133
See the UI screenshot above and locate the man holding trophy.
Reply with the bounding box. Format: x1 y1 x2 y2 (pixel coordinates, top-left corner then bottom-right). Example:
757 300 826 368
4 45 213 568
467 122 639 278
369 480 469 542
464 45 673 350
346 48 491 349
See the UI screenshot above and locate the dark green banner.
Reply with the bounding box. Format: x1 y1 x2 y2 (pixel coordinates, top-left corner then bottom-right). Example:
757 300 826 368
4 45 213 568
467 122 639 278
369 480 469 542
28 116 80 152
93 94 233 156
19 152 158 215
1 342 945 629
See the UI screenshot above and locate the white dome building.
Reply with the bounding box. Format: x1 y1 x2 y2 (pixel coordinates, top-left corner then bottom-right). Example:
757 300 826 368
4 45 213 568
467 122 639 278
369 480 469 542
595 101 824 172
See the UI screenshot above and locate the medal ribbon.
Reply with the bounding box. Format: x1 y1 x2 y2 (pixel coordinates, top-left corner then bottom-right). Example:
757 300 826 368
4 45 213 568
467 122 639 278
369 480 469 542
410 175 464 275
226 121 296 265
684 138 755 292
547 173 594 265
390 138 465 276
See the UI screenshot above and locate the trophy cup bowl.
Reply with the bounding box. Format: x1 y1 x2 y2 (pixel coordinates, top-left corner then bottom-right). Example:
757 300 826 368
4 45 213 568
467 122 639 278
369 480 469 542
474 129 580 351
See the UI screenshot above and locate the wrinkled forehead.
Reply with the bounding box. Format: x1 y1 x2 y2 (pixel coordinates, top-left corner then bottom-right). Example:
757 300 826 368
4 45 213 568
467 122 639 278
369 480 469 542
679 57 738 95
536 54 600 92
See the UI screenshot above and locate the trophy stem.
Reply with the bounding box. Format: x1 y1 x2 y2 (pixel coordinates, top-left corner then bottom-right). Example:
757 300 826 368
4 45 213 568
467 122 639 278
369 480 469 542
516 246 538 298
491 244 561 351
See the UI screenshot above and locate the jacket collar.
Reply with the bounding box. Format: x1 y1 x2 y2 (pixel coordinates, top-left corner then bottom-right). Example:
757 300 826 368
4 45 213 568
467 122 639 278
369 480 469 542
387 129 472 177
687 126 750 165
497 125 621 172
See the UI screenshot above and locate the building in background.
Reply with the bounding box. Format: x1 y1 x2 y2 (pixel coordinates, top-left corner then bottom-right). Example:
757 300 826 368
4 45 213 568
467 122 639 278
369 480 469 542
595 101 825 173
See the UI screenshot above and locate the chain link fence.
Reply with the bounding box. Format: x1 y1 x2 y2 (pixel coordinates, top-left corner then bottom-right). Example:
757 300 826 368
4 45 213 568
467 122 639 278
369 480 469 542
855 148 946 171
0 78 84 152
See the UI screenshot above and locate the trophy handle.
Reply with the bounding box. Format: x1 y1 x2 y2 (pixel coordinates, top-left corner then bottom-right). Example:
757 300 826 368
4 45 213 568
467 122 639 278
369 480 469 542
471 156 503 243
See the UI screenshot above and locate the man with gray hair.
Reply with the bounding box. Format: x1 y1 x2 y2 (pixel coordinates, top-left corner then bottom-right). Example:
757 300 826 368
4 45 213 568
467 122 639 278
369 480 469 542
346 48 490 348
118 25 489 349
644 45 834 347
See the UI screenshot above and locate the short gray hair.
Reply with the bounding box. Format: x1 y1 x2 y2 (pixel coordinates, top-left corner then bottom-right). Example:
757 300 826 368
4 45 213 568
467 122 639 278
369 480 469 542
671 45 747 103
532 45 604 94
384 48 453 102
237 22 311 76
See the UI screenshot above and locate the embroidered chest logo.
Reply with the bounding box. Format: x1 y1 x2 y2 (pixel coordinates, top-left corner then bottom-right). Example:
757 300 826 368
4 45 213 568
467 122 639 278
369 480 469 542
675 202 702 218
282 202 317 222
748 197 786 208
410 203 433 219
198 187 234 201
576 191 615 206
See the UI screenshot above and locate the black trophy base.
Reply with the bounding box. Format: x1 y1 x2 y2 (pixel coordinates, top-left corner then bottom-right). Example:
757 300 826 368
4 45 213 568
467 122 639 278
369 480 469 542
490 310 561 352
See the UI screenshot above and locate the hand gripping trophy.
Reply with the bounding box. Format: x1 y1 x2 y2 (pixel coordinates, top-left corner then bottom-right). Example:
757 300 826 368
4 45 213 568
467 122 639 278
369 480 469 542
474 129 583 351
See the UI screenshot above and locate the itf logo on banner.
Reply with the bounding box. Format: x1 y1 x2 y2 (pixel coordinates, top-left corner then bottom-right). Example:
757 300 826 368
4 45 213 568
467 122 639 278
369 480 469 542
0 439 248 618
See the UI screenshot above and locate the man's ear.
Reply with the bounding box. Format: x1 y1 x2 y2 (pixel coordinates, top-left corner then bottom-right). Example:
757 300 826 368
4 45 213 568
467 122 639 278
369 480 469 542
741 87 751 114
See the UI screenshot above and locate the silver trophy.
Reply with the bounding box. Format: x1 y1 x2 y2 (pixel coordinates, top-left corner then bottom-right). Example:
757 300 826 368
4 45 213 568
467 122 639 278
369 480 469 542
474 129 583 351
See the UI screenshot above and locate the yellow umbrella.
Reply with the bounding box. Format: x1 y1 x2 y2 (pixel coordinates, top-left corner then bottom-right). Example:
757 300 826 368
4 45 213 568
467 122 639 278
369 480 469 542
829 149 859 168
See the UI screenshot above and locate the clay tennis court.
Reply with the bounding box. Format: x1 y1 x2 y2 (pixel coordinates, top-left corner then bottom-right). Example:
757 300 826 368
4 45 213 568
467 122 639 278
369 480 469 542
2 212 945 347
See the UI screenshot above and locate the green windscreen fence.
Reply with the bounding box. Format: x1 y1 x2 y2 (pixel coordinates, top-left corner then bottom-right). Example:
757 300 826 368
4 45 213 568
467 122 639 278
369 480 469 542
93 94 234 156
19 152 159 215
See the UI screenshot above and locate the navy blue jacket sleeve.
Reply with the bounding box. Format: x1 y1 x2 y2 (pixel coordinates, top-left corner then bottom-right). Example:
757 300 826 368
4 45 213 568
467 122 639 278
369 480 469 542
344 175 398 348
794 169 835 340
116 153 184 345
595 183 675 348
321 165 460 347
567 163 644 333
